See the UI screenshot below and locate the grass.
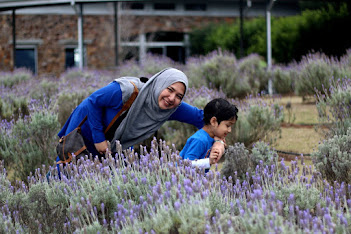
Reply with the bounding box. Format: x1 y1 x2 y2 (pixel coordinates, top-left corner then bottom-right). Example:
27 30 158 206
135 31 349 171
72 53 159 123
274 127 322 154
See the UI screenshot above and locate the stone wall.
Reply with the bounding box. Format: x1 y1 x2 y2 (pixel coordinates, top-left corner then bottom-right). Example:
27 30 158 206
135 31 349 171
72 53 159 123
0 14 235 76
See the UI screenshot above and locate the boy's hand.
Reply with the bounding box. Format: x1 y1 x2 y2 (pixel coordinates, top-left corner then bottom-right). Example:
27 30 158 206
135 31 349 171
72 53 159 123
209 141 225 164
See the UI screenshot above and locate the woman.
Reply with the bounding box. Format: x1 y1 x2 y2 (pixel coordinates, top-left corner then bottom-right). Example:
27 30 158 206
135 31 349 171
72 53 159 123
56 67 204 164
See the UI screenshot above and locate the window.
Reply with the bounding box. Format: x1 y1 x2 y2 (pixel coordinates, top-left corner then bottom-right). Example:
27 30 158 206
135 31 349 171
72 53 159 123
185 4 207 11
121 3 144 10
65 48 78 69
65 47 87 69
15 48 36 74
154 3 175 10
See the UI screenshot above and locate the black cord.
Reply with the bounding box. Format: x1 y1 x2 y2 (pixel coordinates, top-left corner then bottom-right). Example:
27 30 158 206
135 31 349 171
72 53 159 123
276 150 311 157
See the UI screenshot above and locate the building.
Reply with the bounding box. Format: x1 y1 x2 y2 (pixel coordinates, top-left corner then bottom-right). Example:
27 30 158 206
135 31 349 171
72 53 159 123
0 0 300 76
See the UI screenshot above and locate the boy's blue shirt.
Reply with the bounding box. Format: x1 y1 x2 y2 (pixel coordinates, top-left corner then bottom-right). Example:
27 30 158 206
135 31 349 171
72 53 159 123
180 129 214 160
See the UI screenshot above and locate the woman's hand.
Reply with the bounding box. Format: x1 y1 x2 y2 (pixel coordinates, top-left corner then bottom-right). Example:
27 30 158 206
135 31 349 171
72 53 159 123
95 140 109 154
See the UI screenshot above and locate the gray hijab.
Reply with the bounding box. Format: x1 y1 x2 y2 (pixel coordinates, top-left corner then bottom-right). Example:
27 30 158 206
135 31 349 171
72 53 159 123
111 67 188 150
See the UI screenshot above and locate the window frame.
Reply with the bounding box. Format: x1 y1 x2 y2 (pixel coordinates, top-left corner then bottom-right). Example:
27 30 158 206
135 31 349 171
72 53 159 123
15 45 38 75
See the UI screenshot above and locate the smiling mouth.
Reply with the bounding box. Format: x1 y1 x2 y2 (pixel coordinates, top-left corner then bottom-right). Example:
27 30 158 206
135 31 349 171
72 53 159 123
164 99 173 106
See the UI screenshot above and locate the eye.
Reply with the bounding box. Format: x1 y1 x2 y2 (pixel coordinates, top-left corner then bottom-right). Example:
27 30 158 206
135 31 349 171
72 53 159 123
176 94 183 100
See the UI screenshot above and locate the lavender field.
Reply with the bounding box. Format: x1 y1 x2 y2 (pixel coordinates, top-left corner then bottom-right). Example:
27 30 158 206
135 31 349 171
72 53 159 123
1 51 351 233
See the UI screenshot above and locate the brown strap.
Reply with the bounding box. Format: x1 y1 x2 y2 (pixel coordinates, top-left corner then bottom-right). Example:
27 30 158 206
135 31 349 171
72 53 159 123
56 145 87 164
104 81 139 134
78 115 87 128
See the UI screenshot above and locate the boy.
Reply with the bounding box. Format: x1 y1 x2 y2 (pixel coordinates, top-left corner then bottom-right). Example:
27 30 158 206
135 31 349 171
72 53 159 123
180 98 238 169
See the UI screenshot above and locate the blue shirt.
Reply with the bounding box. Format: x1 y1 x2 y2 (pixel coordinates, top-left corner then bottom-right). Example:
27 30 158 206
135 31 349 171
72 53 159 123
180 129 214 161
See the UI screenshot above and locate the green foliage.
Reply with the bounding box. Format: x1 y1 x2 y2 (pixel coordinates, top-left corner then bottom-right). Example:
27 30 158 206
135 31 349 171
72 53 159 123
228 99 283 148
250 141 279 168
272 66 294 95
30 79 59 101
273 182 322 215
316 78 351 137
0 95 29 121
0 111 60 181
185 50 258 98
221 143 252 180
312 127 351 184
56 91 90 127
189 23 225 56
189 4 351 64
0 69 32 88
295 52 347 99
237 54 268 92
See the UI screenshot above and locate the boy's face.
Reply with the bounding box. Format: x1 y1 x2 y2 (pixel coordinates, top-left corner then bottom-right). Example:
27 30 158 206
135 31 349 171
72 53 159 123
213 118 236 139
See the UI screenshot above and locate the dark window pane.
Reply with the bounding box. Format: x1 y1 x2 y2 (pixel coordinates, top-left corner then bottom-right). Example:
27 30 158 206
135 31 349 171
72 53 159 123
185 4 206 11
122 3 144 10
15 49 36 74
147 48 163 55
167 46 185 64
146 31 183 42
65 48 75 69
154 3 175 10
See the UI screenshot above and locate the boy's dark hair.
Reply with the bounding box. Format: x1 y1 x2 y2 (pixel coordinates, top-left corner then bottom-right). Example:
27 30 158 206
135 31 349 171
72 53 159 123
203 98 238 125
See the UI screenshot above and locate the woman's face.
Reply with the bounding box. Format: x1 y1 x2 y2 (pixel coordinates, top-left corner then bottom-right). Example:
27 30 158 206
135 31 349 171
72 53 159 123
158 82 185 110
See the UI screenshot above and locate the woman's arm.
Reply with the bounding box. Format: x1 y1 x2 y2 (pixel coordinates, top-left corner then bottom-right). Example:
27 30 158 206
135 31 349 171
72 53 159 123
168 102 204 129
86 82 123 144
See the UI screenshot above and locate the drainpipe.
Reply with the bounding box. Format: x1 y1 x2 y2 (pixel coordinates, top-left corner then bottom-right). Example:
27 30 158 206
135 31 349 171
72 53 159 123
114 2 119 66
266 0 275 95
71 0 84 69
12 9 16 71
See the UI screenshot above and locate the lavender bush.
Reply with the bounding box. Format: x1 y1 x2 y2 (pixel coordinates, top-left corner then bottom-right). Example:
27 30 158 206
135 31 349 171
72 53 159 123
316 77 351 137
250 141 279 168
0 68 32 88
0 108 60 181
1 139 351 233
271 66 294 95
228 94 284 148
294 52 350 100
312 127 351 184
185 50 252 98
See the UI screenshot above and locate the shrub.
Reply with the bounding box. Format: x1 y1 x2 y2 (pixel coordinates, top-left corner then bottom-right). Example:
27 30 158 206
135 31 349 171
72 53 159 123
272 66 294 95
312 127 351 184
221 142 252 180
0 68 32 88
0 95 29 121
186 50 255 98
56 91 91 127
315 77 351 137
227 96 283 147
0 138 350 233
0 110 60 181
237 54 268 92
250 141 279 168
295 52 348 99
30 79 59 102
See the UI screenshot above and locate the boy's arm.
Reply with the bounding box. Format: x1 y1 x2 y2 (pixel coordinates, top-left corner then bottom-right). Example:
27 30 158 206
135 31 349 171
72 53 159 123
189 147 221 169
181 138 207 161
190 158 211 169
